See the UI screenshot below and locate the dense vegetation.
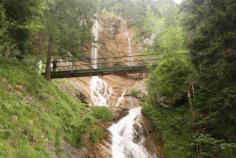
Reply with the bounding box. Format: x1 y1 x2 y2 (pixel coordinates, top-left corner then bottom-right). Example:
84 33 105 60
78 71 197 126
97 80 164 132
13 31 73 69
183 0 236 156
0 1 113 156
142 0 236 158
0 0 98 80
0 59 113 157
0 0 235 157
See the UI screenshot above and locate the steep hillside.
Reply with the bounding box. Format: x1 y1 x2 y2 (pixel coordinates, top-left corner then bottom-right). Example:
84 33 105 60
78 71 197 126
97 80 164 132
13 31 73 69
0 59 112 158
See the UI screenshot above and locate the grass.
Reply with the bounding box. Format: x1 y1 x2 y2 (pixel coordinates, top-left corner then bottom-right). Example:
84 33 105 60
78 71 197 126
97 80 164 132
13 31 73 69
91 106 113 121
129 89 141 97
0 59 111 158
73 106 113 147
142 104 195 158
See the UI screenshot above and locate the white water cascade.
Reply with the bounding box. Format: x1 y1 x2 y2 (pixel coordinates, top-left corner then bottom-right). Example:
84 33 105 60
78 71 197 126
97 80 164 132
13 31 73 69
125 30 133 66
109 107 152 158
109 20 153 158
89 19 113 107
89 17 153 158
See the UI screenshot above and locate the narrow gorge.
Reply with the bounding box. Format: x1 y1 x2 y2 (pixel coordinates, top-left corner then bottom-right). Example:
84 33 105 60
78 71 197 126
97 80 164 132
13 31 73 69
58 14 160 158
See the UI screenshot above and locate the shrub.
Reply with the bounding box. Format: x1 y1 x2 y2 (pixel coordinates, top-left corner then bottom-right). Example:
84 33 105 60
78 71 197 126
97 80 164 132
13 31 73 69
142 104 194 158
74 115 105 147
147 56 194 107
91 106 113 121
129 88 142 98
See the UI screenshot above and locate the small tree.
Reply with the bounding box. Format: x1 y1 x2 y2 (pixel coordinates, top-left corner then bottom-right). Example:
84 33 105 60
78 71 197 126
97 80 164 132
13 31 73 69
147 56 194 107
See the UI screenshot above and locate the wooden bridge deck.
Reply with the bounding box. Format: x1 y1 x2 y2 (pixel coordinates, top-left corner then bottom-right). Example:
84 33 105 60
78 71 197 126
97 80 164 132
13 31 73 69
43 65 156 79
42 54 159 79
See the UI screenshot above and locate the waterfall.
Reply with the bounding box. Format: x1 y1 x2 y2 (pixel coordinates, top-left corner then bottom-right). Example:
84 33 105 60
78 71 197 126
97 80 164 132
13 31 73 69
109 107 152 158
125 30 133 66
89 17 154 158
91 20 99 69
89 19 113 107
108 18 154 158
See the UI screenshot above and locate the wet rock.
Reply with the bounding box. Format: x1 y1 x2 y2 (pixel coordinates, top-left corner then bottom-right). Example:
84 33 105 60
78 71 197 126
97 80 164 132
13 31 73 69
133 123 142 143
76 92 88 104
142 117 165 158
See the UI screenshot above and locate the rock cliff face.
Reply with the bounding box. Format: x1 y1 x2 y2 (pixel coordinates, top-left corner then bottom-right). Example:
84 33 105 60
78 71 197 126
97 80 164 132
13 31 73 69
72 13 145 109
97 13 142 66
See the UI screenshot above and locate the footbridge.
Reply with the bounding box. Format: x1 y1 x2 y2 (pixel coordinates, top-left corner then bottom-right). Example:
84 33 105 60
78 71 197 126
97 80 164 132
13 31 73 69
42 54 159 79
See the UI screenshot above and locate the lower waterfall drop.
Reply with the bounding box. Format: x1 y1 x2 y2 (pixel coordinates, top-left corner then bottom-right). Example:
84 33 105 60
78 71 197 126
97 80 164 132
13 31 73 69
89 76 113 106
90 16 154 158
109 107 152 158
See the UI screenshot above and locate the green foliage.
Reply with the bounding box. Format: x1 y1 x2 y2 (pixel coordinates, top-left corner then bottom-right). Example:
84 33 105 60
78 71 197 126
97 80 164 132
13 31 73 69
142 104 194 158
183 0 236 89
73 115 104 147
141 1 179 46
0 6 12 57
129 89 142 98
143 0 193 108
0 0 98 61
177 0 236 157
91 106 113 121
101 0 147 28
43 0 97 58
73 106 112 147
54 131 63 154
147 55 194 107
0 60 104 157
194 134 236 158
193 86 236 146
0 0 42 58
158 26 187 54
100 0 158 41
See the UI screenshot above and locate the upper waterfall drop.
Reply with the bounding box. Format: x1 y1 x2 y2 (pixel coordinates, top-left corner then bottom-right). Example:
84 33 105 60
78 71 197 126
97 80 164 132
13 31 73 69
125 30 133 66
89 18 113 107
91 19 99 69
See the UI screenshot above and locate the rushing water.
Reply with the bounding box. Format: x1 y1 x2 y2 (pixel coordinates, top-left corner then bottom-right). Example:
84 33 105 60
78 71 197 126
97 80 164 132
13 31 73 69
90 17 153 158
91 19 99 69
90 76 113 106
89 19 113 106
109 107 151 158
125 30 133 66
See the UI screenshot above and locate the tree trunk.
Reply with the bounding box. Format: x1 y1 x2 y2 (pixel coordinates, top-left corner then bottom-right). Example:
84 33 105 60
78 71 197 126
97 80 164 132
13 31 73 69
45 36 53 81
188 91 194 124
34 31 42 71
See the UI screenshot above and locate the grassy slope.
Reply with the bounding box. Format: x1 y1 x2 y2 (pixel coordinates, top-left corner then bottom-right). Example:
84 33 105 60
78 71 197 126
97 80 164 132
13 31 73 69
142 104 194 158
0 60 112 158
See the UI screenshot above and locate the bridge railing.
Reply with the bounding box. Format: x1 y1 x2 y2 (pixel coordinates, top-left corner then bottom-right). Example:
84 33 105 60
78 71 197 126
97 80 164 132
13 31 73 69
43 54 159 72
